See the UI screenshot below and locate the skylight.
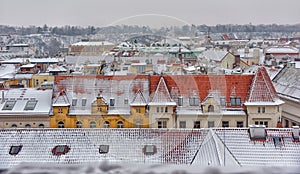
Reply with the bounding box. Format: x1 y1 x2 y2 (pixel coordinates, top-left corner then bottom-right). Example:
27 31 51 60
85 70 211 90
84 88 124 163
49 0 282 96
99 145 109 154
52 145 70 156
143 145 157 155
9 145 22 155
2 100 16 110
24 100 38 110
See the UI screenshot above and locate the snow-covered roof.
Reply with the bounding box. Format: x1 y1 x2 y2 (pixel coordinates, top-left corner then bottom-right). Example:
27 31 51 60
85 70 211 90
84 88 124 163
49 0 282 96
1 58 62 64
20 64 35 68
0 88 52 115
201 50 229 62
0 128 299 169
71 41 115 46
266 46 299 54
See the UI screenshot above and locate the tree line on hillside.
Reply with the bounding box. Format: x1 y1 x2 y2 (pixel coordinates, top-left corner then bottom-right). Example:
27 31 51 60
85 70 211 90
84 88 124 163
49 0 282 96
1 24 300 36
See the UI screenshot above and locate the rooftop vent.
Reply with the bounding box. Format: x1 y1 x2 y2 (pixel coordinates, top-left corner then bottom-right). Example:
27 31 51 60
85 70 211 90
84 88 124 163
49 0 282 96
292 126 299 142
249 125 266 141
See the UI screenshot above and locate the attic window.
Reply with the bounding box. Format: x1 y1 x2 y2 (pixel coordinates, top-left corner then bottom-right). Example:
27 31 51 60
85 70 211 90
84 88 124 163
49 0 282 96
110 98 115 106
189 97 200 106
143 145 157 155
82 99 87 106
124 98 128 104
24 100 38 110
99 145 109 154
52 145 70 156
249 125 266 141
230 97 241 106
72 99 77 106
9 145 22 155
2 100 16 110
178 96 183 106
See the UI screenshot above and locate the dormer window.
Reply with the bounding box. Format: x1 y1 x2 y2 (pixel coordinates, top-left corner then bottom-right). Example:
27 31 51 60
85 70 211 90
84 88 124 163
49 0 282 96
82 98 87 106
110 98 115 106
189 97 200 106
72 99 77 106
230 97 241 106
178 96 183 106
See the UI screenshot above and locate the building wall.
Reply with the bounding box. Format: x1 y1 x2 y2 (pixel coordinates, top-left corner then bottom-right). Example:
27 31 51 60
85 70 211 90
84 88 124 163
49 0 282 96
247 105 281 127
32 74 55 88
148 105 175 128
0 115 50 128
280 98 300 127
220 53 235 69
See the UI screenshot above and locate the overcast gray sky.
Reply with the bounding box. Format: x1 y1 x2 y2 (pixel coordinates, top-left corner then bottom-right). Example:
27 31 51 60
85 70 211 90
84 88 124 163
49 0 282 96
0 0 299 27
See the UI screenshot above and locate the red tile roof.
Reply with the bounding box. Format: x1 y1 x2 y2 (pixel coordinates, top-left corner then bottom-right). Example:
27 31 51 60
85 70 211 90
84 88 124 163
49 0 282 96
150 75 253 106
247 67 278 102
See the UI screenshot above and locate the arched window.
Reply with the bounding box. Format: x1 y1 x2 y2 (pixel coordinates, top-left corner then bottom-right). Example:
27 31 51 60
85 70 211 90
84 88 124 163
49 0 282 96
58 121 64 128
25 124 31 128
104 121 110 128
117 121 124 128
208 105 214 112
76 121 82 128
38 124 45 128
90 121 96 128
11 124 17 128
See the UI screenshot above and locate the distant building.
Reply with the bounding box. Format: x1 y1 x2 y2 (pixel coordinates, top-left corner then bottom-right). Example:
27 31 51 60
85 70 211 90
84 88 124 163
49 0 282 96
69 40 115 56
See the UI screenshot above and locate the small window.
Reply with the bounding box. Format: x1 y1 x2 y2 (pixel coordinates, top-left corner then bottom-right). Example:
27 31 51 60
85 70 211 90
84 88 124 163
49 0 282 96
208 121 215 128
258 107 261 113
110 98 115 106
11 124 17 128
58 121 64 128
76 121 82 128
52 145 70 156
24 100 38 110
165 107 168 113
117 121 124 128
90 121 96 128
230 97 241 106
58 108 63 113
208 105 214 112
179 121 186 128
143 145 157 155
189 97 200 106
237 121 244 128
72 99 77 106
124 98 128 104
222 121 229 127
38 124 45 128
104 121 110 128
220 98 226 106
193 121 201 129
178 97 183 106
99 145 109 154
82 99 87 106
156 107 159 113
25 124 31 128
136 108 141 113
262 107 265 113
2 100 16 110
158 120 167 128
9 145 22 155
160 107 164 113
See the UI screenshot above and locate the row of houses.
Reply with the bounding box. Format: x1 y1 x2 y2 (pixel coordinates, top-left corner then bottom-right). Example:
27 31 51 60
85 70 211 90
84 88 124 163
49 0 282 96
0 67 284 129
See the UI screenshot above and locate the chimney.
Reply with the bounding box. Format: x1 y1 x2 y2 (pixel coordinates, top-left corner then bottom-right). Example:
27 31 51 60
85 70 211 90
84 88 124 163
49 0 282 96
1 90 4 104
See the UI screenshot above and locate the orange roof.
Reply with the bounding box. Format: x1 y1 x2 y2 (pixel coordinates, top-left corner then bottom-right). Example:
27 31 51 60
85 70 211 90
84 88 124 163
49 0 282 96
150 75 253 105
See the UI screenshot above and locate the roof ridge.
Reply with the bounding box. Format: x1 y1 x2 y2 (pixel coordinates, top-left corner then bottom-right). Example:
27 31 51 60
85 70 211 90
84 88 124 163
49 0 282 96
150 76 173 103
